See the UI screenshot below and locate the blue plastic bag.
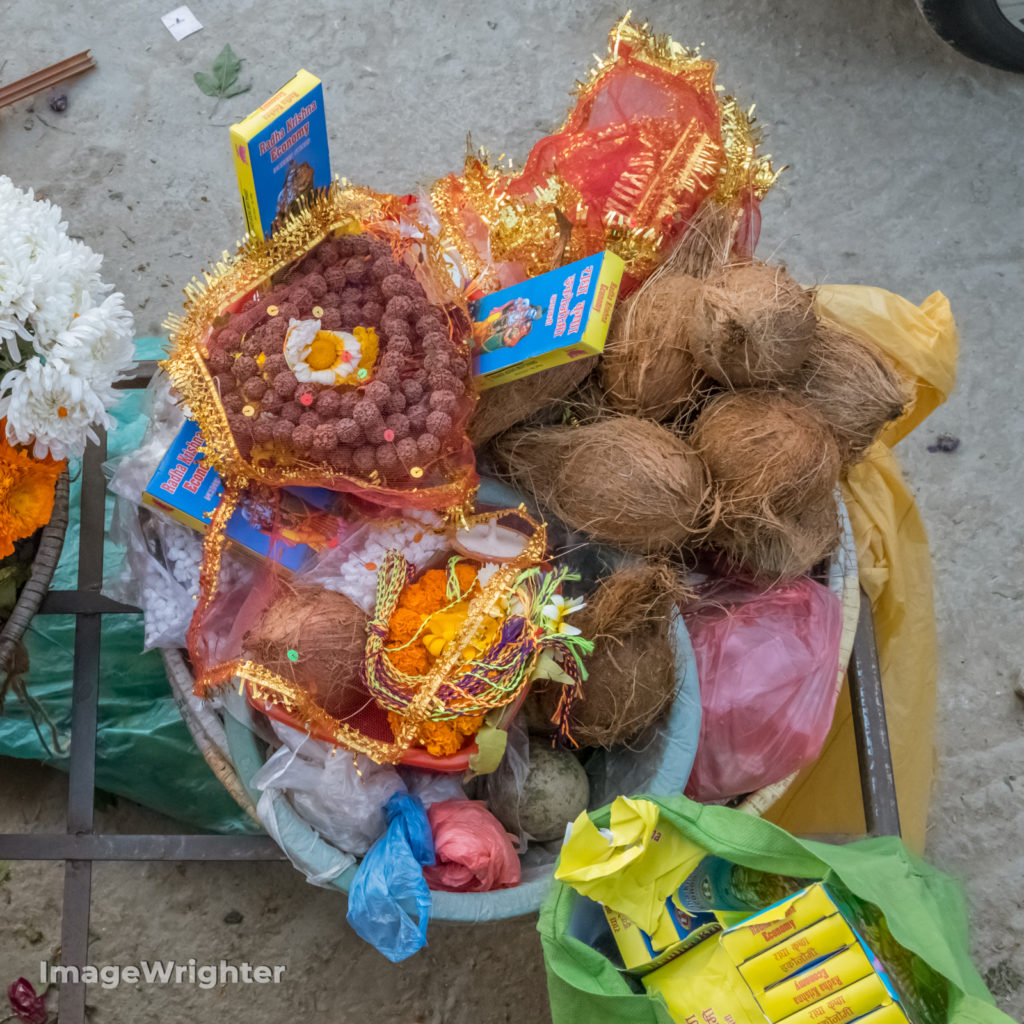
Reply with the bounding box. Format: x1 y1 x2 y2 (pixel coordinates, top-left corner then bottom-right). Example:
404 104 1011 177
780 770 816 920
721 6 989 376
345 792 435 962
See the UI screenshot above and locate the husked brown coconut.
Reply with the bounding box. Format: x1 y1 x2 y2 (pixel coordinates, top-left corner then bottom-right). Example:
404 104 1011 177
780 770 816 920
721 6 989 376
692 391 841 520
599 273 708 421
709 493 841 580
468 355 596 446
493 416 713 554
246 587 371 720
527 562 685 747
690 261 816 387
796 319 910 466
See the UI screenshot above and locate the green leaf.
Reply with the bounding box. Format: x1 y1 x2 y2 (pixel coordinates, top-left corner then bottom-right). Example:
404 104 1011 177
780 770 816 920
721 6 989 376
533 648 576 687
193 71 221 97
194 44 248 100
211 44 242 92
467 721 508 776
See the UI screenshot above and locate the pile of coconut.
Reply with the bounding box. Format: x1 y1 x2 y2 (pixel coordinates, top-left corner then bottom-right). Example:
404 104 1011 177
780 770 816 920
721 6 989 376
471 218 909 750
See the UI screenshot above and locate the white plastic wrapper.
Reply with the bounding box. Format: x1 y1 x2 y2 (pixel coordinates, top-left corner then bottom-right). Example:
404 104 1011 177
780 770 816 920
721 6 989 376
252 719 406 860
399 767 468 807
304 509 447 613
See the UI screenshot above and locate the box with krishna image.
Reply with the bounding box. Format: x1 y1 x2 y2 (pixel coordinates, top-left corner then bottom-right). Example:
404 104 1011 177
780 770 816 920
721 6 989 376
230 68 332 240
470 250 624 389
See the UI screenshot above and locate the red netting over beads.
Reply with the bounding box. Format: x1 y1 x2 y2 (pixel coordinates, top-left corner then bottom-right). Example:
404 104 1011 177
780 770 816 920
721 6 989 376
198 230 476 507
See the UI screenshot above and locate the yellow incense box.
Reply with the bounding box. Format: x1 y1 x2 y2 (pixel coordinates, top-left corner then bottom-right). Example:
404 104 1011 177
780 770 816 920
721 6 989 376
773 973 897 1024
229 69 331 239
642 936 765 1024
756 946 875 1021
738 914 858 992
720 883 841 965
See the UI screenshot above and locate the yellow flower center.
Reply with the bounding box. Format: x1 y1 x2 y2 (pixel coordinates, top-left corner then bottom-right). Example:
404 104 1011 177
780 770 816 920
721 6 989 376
58 406 69 418
307 332 341 371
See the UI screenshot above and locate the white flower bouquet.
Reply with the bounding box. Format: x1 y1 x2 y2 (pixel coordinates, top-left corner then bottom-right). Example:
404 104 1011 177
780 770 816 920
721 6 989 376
0 175 135 462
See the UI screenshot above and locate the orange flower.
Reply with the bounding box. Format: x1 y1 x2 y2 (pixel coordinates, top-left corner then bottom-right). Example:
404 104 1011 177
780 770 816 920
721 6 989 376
387 711 485 758
0 429 66 559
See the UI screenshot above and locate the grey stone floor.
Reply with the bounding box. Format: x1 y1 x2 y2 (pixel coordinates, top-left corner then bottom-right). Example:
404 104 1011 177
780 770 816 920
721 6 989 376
1 1 1022 1020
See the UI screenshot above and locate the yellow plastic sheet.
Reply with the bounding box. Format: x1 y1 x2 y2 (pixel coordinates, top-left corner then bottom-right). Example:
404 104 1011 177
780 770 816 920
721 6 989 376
767 286 958 850
554 796 705 933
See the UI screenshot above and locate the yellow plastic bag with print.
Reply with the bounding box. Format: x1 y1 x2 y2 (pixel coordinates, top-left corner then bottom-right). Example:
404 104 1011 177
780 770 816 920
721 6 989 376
555 796 704 934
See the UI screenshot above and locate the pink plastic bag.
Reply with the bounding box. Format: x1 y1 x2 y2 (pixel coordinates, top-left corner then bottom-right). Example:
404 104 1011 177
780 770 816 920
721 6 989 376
684 576 843 803
422 800 521 893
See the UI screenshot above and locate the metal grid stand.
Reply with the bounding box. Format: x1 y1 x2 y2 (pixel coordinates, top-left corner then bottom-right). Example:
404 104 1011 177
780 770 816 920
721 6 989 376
0 362 900 1022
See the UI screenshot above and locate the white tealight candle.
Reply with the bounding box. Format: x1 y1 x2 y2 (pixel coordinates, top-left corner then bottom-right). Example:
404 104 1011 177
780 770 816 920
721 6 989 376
452 518 528 562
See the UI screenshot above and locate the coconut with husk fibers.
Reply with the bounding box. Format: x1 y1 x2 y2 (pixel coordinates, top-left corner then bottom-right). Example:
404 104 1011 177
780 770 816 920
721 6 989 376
527 561 685 748
492 415 713 554
796 318 910 467
690 261 816 387
691 391 842 578
245 586 372 720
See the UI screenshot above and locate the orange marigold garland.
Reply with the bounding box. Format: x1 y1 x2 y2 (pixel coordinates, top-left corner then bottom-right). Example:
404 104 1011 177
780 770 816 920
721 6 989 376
0 427 65 559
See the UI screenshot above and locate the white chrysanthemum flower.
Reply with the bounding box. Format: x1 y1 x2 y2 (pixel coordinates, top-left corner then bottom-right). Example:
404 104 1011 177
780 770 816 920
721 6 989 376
0 175 134 455
283 317 364 384
49 293 135 394
0 358 114 460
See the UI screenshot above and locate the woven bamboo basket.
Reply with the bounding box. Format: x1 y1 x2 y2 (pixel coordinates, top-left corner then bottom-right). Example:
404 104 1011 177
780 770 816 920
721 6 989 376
0 470 71 709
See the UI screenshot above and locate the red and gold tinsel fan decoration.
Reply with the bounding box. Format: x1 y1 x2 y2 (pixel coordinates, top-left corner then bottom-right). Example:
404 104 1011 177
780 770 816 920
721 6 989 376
428 15 779 296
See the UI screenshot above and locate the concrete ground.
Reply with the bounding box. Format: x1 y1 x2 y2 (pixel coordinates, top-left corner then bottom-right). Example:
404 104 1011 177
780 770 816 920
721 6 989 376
1 0 1023 1020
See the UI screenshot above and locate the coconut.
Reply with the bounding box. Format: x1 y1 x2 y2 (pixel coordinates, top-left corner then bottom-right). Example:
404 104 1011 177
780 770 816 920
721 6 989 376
670 200 738 280
493 415 713 554
796 319 910 466
468 355 596 447
709 492 841 580
599 272 711 421
245 587 371 720
692 390 841 521
527 562 684 748
486 738 590 842
690 261 816 387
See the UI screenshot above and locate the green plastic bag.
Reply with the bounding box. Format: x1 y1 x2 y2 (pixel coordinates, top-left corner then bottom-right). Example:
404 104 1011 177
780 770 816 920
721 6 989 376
0 339 257 835
539 796 1012 1024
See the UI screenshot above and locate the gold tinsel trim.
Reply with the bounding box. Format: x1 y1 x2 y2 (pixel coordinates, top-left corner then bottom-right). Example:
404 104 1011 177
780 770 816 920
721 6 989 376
196 507 548 764
163 183 478 509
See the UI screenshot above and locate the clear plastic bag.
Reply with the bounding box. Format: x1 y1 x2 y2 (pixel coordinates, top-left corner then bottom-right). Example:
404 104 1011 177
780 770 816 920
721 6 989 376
683 576 843 803
470 715 533 850
251 719 406 865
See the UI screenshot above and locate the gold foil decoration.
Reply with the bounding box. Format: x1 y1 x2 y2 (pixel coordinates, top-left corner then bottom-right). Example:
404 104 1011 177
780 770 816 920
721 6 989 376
197 508 548 765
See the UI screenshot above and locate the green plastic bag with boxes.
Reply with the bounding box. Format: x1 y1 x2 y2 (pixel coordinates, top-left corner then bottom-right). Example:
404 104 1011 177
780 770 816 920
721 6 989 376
539 795 1012 1024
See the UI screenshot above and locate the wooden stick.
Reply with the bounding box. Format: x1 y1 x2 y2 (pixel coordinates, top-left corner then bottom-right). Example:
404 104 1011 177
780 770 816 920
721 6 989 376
0 51 96 110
